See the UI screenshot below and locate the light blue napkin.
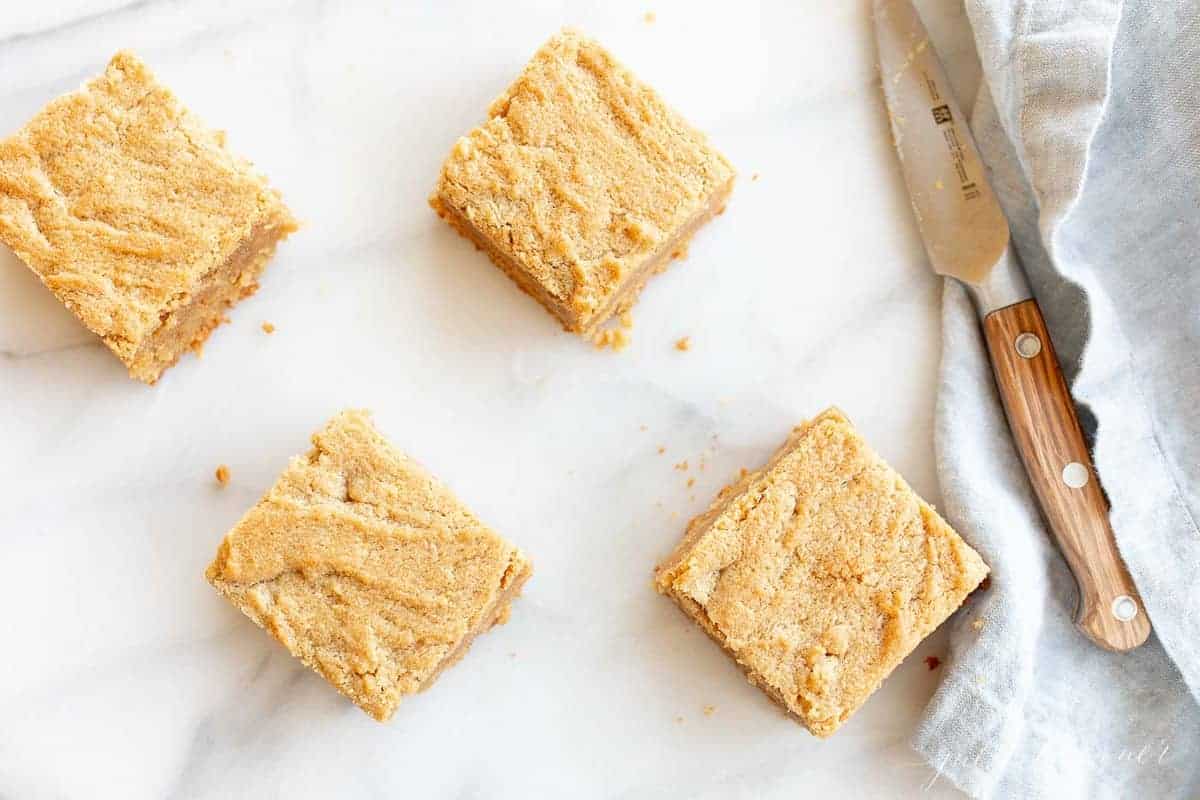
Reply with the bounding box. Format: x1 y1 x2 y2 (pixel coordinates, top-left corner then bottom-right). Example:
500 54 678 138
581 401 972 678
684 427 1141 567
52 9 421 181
913 1 1200 797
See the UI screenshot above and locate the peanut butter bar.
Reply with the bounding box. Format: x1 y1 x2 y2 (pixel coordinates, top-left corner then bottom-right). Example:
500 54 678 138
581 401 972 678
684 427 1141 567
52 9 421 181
206 410 532 721
655 408 988 737
431 29 735 335
0 51 296 383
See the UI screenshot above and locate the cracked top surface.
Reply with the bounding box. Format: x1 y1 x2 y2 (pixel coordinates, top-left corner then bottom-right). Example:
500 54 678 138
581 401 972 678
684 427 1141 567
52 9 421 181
656 408 988 737
206 410 531 722
0 51 293 362
432 29 734 325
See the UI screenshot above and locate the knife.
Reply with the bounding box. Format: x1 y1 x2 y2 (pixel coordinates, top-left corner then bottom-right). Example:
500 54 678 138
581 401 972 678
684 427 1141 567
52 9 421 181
874 0 1150 651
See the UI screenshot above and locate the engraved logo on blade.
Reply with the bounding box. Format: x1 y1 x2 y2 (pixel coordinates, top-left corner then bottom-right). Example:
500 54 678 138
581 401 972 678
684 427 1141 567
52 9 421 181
919 70 980 202
945 123 981 202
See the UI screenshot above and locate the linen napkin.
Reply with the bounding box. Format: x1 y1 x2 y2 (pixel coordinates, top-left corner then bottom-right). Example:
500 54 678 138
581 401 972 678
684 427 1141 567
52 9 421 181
913 1 1200 798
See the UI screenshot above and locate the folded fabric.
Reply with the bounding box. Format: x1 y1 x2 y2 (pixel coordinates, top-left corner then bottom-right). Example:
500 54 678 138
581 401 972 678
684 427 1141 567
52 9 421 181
913 1 1200 797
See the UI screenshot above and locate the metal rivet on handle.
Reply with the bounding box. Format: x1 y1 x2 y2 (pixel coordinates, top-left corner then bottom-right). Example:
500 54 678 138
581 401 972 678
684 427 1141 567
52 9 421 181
1112 595 1138 622
1015 332 1042 358
1062 462 1089 488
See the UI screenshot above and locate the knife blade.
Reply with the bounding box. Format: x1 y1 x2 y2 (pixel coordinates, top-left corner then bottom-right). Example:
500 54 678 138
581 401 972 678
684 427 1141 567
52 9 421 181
875 0 1010 291
874 0 1151 651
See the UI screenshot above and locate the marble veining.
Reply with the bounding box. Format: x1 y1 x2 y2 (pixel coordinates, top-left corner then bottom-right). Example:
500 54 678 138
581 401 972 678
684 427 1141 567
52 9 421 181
0 1 979 797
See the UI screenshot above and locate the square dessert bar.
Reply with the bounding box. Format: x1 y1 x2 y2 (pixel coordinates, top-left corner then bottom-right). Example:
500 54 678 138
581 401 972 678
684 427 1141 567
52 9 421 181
655 408 988 737
206 410 532 721
431 29 735 336
0 51 296 384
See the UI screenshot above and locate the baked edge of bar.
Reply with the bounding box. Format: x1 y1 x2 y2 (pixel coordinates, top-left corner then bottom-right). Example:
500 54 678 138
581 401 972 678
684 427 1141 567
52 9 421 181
659 555 984 738
430 193 580 331
206 547 533 723
430 174 734 335
124 203 297 384
655 409 841 586
578 175 735 335
661 580 813 729
653 410 840 737
416 554 534 695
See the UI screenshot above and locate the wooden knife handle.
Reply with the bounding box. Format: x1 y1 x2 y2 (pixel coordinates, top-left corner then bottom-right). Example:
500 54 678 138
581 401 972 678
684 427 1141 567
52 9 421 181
983 299 1151 651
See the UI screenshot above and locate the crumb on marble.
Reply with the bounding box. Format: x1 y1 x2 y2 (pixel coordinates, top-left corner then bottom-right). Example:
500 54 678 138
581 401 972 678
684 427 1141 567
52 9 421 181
675 715 684 724
751 172 760 182
924 656 942 670
675 335 691 352
640 424 648 432
687 477 696 488
703 704 716 717
644 11 656 23
215 464 230 486
972 618 985 632
593 327 630 352
658 446 666 455
261 322 276 334
674 460 689 471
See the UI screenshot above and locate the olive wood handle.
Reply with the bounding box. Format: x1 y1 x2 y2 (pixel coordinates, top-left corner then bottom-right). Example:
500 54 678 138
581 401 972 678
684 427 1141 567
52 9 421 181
983 298 1150 651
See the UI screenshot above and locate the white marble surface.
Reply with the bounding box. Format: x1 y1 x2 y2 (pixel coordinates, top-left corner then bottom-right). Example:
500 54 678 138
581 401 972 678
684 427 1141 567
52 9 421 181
0 2 984 797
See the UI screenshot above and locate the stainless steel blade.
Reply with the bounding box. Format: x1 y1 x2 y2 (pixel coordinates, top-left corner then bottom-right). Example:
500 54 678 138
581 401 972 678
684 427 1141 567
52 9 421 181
874 0 1015 296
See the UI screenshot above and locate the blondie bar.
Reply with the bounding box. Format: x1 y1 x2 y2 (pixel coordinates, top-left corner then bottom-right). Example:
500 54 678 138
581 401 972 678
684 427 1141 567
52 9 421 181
655 408 988 737
0 51 296 383
206 410 532 721
431 29 735 336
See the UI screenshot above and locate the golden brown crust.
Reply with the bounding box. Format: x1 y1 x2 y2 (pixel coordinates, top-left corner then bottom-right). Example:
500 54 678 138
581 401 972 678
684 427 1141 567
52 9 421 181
655 408 988 737
206 410 532 722
432 29 734 332
0 51 296 381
